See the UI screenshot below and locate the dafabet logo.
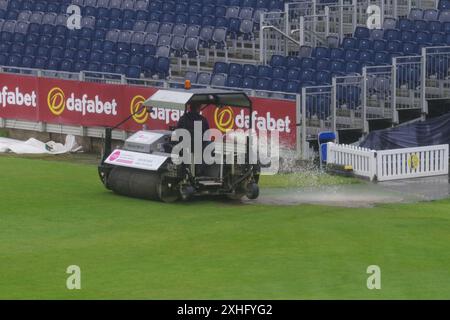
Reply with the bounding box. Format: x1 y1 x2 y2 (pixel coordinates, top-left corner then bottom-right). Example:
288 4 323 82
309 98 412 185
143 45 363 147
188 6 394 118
47 87 65 116
46 87 118 117
214 106 235 132
130 95 147 124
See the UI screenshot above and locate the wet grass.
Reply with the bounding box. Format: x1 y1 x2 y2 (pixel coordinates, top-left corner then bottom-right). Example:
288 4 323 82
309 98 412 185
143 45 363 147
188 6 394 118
0 155 449 299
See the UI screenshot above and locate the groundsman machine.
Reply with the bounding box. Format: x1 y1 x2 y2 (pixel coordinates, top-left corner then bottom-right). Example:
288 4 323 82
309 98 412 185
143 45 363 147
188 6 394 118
98 88 261 202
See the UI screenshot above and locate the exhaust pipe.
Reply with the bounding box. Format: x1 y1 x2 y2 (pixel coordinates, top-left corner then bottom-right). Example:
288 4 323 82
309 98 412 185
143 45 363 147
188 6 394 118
102 127 112 164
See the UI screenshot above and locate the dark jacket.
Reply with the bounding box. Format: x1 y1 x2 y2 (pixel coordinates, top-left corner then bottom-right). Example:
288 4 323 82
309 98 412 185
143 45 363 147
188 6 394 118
176 111 210 151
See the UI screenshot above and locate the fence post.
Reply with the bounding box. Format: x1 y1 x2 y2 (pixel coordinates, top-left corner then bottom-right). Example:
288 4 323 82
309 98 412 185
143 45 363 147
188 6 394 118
326 142 334 164
362 67 368 134
259 15 264 63
352 0 357 32
391 57 398 124
301 87 308 159
444 145 449 174
299 16 305 46
325 6 330 38
284 2 289 56
331 77 337 133
295 94 302 159
420 46 428 118
369 150 376 181
339 0 344 40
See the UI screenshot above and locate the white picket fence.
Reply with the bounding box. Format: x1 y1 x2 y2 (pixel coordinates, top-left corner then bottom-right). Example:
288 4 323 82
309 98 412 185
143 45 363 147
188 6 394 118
326 143 377 180
326 143 449 181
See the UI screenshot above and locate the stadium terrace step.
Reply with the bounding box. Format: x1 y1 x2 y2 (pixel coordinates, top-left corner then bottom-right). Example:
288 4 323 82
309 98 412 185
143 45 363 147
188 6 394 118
367 118 393 132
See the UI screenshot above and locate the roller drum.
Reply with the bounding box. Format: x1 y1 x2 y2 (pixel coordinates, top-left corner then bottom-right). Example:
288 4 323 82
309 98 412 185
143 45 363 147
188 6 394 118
107 167 161 200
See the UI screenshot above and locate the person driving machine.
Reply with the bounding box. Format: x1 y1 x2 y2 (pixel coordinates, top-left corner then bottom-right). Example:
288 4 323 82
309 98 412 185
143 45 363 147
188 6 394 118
176 102 209 137
175 102 211 175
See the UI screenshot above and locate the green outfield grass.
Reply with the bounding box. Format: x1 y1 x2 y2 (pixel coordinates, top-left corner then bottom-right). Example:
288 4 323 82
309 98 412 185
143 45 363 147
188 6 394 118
1 155 450 299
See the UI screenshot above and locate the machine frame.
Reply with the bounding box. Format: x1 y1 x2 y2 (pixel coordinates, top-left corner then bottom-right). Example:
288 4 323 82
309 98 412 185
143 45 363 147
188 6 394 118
98 88 261 202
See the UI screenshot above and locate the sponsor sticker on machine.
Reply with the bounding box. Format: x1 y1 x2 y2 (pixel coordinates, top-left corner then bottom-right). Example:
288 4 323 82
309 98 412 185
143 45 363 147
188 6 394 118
126 131 165 145
105 149 168 171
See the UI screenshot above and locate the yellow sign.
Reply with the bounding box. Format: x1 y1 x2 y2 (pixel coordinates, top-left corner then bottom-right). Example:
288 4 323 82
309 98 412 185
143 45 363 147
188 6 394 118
408 153 420 170
47 87 65 116
214 106 234 132
130 95 148 124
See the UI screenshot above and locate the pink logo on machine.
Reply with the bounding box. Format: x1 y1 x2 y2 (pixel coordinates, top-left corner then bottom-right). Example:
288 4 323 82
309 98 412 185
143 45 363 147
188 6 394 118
109 150 121 162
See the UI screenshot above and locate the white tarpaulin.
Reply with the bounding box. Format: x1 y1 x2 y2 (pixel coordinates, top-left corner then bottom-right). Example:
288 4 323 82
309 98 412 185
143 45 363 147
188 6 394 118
0 135 82 154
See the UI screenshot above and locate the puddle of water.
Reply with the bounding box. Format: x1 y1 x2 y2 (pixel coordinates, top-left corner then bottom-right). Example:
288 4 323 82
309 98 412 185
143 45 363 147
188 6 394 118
248 176 450 207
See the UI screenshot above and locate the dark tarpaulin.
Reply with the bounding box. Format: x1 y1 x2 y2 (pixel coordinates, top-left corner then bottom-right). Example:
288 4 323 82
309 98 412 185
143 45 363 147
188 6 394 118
360 112 450 150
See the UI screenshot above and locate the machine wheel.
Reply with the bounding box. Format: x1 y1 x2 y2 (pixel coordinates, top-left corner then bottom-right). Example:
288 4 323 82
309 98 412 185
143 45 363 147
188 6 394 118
157 178 180 203
180 185 195 201
246 183 260 200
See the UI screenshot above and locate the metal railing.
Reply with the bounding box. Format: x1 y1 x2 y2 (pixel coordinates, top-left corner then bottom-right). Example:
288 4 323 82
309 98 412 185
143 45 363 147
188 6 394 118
261 0 440 63
333 74 364 130
422 46 450 105
363 65 393 126
392 55 423 122
2 42 450 159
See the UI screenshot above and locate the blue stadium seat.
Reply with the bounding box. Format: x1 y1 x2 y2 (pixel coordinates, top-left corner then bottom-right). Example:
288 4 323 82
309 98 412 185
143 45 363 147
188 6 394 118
358 38 372 50
401 30 415 42
315 58 330 71
211 73 228 86
301 57 315 69
255 77 272 91
272 79 286 92
330 48 344 60
413 19 428 31
226 75 243 88
228 18 241 38
439 0 450 10
423 9 438 21
175 14 188 24
359 50 374 63
431 32 445 45
272 66 287 79
287 68 301 80
354 26 370 39
342 37 357 49
285 80 300 93
402 42 418 55
330 60 345 75
242 76 256 89
300 69 314 82
213 61 229 74
286 56 301 68
344 49 358 61
126 66 142 78
243 64 257 77
155 57 170 77
345 61 360 73
386 40 402 53
228 63 242 76
313 46 330 59
429 21 442 33
269 55 286 67
409 8 423 20
384 29 400 41
315 71 331 84
257 65 273 78
398 18 412 31
416 31 431 45
374 51 389 65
